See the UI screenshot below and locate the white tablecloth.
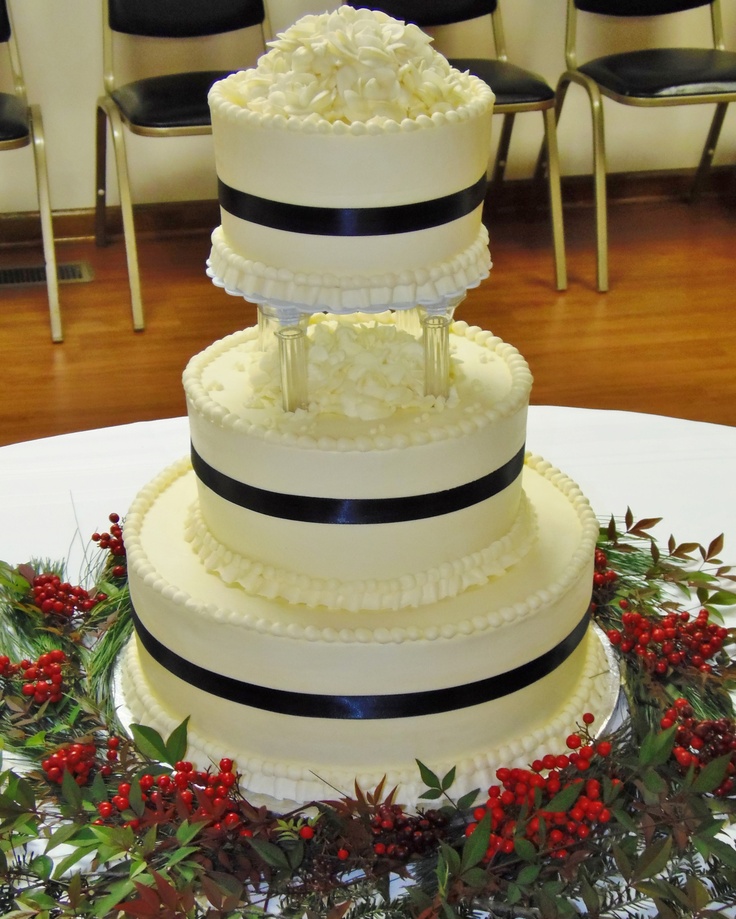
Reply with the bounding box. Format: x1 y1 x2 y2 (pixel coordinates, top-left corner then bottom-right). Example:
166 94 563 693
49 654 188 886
1 406 734 584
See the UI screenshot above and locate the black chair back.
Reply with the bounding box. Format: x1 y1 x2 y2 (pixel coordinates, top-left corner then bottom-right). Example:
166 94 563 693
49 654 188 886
108 0 265 38
0 0 11 43
574 0 710 14
348 1 496 28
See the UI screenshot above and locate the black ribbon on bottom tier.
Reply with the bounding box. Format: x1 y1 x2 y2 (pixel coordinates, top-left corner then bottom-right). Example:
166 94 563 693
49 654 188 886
130 606 590 720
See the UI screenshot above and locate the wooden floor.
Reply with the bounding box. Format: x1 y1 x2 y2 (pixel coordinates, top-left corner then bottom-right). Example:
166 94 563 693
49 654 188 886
1 193 735 448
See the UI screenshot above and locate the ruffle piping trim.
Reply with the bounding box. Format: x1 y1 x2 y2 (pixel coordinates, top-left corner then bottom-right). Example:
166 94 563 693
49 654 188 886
124 453 600 642
205 224 491 313
183 492 536 612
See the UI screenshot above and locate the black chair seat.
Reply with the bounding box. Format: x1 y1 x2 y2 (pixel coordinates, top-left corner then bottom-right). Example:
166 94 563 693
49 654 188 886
111 70 234 130
579 48 736 99
0 91 29 142
449 57 555 106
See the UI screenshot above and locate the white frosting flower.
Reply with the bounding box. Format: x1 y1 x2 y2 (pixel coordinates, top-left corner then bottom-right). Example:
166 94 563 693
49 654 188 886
248 316 455 420
222 5 478 125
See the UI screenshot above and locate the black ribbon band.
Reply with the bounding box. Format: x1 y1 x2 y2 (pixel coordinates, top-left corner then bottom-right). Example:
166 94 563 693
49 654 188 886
218 173 488 237
132 607 590 720
191 442 525 525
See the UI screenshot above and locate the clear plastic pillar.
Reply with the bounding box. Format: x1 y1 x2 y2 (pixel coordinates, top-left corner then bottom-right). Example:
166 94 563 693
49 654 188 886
257 304 309 412
276 326 309 412
422 313 451 399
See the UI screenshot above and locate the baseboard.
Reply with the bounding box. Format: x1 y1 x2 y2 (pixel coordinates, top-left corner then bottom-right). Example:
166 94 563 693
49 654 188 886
1 166 734 248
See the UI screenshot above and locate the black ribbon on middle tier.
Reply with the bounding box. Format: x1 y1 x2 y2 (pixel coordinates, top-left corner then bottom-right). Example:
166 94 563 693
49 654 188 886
131 607 591 720
217 173 488 236
191 442 525 524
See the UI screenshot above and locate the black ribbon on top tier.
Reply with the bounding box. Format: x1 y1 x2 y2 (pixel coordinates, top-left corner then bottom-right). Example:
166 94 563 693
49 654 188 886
217 173 488 236
191 442 525 525
131 607 590 720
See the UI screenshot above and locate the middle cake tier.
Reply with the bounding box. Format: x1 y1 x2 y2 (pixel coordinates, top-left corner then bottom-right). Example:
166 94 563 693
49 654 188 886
183 316 533 606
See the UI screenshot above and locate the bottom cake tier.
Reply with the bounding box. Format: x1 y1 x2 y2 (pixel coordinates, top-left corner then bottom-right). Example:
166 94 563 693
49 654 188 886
121 454 618 806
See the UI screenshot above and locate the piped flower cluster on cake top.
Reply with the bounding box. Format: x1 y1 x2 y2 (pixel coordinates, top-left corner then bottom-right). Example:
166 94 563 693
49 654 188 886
218 4 480 125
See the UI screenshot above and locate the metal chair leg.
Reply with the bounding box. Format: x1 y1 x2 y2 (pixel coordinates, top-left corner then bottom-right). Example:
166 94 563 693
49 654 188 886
557 72 608 293
29 104 62 343
589 84 608 293
104 100 145 331
491 112 515 186
690 102 728 202
542 106 567 291
95 101 109 247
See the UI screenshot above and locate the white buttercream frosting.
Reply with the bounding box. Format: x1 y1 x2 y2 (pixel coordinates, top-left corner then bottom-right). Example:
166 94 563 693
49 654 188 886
215 5 485 127
184 316 532 449
206 6 494 312
184 490 537 611
121 629 615 807
124 453 598 641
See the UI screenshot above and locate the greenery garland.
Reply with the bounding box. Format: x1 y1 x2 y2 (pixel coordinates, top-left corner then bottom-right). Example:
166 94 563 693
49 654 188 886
1 510 735 919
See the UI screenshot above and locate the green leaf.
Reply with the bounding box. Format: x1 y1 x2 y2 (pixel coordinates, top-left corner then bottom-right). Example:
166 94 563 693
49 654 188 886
176 819 206 846
456 788 480 810
440 765 456 791
693 833 736 868
438 840 461 875
704 589 736 607
128 778 146 817
416 759 441 790
461 811 490 869
506 882 522 904
461 866 488 888
92 878 137 919
642 767 668 794
639 726 675 767
686 874 713 911
9 774 36 810
246 836 291 870
612 842 633 880
165 718 190 765
632 835 673 881
514 836 538 862
689 753 731 794
164 845 200 867
130 723 169 763
52 843 99 880
580 875 600 913
544 781 583 813
517 863 541 886
28 853 53 880
60 767 84 810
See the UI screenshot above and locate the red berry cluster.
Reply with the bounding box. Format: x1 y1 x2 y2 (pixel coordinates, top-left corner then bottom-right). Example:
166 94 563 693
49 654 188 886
592 548 618 594
42 741 98 785
465 715 617 862
92 512 127 579
661 697 736 796
0 649 67 706
31 573 104 622
606 607 728 675
94 758 245 834
369 803 448 862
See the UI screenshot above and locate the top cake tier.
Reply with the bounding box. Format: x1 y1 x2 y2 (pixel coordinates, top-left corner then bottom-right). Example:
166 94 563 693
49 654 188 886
207 6 495 314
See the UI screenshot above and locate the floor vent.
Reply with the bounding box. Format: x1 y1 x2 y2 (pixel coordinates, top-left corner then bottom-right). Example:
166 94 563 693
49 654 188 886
0 261 94 287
